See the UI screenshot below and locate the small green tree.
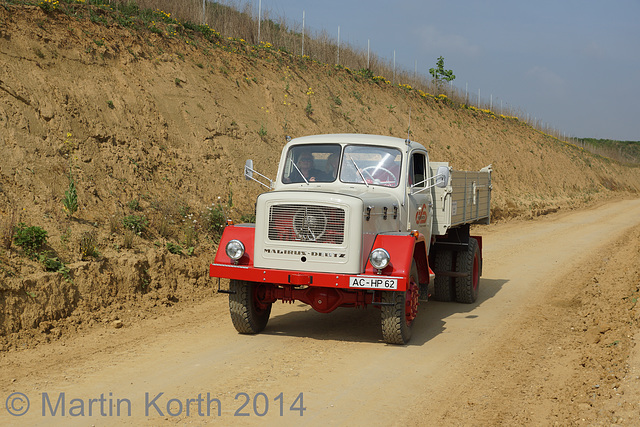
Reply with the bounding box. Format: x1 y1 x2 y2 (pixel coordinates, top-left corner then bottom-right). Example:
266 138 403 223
429 56 456 93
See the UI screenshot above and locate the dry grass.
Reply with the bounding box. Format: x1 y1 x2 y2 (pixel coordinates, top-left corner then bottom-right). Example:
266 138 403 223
108 214 120 234
123 229 135 249
79 230 99 259
155 214 172 239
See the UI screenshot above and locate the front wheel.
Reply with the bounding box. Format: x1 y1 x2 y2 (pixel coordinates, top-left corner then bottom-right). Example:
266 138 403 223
381 262 419 344
229 280 272 334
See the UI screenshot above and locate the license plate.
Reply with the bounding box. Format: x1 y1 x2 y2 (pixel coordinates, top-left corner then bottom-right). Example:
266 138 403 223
348 276 398 290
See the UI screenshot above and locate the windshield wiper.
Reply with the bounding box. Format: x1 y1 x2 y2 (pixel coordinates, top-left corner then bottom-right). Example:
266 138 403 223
288 158 309 185
348 155 369 187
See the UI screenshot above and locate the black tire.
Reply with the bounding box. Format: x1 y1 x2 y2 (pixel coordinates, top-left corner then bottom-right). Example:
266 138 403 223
229 280 272 334
432 249 455 301
455 238 480 304
381 262 419 345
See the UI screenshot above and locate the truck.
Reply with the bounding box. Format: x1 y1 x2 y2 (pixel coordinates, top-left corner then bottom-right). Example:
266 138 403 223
209 134 492 344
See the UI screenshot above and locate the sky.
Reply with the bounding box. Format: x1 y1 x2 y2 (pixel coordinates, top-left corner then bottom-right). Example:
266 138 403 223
243 0 639 141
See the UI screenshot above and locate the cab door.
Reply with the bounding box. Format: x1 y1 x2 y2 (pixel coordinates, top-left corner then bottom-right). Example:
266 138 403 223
407 151 433 240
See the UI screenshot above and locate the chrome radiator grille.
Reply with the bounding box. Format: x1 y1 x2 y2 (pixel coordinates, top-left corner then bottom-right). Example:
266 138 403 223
268 204 345 244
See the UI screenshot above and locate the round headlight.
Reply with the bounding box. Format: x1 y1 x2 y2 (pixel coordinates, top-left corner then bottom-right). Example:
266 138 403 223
225 239 245 260
369 248 390 270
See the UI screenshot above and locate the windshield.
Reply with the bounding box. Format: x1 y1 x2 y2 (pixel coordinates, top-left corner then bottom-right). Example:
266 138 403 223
340 145 402 187
282 144 341 184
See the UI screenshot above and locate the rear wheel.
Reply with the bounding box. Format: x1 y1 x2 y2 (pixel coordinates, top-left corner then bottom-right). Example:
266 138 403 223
455 238 480 304
433 249 455 301
381 262 419 345
229 280 272 334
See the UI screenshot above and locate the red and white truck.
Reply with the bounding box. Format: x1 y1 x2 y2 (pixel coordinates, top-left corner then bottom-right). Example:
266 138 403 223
210 134 492 344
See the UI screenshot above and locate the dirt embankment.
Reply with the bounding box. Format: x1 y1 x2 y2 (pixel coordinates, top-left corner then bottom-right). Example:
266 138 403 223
0 3 639 347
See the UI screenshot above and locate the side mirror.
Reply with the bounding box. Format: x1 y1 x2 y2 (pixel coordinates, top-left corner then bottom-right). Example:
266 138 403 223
435 166 449 188
244 159 254 181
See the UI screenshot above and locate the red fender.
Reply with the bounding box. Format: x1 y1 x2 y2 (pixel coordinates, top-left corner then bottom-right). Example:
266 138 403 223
213 225 256 266
365 233 432 285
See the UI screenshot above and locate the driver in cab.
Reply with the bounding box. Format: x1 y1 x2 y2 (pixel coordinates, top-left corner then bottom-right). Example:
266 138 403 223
284 153 329 183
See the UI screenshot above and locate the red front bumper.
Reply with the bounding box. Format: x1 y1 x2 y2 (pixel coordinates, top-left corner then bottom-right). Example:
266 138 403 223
210 224 414 292
209 262 408 291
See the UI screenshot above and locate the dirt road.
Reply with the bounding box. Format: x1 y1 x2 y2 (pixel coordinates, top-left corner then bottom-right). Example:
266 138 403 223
2 198 640 426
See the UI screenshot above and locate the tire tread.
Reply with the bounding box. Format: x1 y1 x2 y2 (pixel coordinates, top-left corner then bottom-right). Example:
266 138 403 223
229 280 271 334
433 249 455 301
454 238 480 304
381 263 418 344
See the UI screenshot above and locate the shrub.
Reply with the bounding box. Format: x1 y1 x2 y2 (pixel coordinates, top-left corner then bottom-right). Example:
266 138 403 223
127 198 140 211
62 172 78 218
38 252 72 282
14 223 48 257
122 215 148 235
39 252 64 272
166 242 183 255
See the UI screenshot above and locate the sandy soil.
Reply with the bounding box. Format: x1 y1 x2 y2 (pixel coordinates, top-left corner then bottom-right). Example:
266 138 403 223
1 198 639 426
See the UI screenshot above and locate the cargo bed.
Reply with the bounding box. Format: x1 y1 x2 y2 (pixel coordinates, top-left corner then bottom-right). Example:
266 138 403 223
430 163 492 236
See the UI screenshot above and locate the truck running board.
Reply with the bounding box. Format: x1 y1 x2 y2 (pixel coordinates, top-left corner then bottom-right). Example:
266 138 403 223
433 270 470 278
433 242 469 251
